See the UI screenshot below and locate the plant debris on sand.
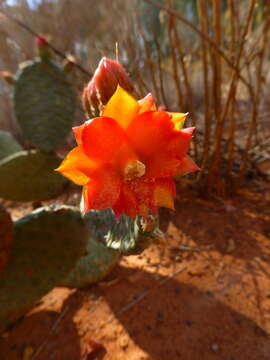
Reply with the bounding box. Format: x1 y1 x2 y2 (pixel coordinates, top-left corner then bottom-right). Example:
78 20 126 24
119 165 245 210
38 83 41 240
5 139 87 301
1 179 270 360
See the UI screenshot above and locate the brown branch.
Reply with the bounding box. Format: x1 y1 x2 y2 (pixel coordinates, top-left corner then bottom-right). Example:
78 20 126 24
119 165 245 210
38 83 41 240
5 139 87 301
166 0 198 160
166 0 184 109
154 36 168 108
143 0 254 98
239 13 270 177
197 0 211 170
207 0 257 189
135 15 161 103
226 0 237 177
212 0 222 122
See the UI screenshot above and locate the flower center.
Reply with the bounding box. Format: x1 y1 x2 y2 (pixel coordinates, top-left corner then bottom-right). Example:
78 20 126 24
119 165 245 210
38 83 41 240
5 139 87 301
124 160 146 181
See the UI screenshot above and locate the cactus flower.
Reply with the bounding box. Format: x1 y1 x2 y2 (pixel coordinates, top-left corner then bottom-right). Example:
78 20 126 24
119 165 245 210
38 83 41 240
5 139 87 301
56 86 199 218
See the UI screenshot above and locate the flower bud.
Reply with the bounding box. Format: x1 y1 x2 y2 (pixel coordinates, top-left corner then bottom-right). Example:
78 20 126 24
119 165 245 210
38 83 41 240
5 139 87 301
81 84 99 118
36 35 48 49
36 35 51 61
87 80 99 108
81 86 91 117
83 57 134 114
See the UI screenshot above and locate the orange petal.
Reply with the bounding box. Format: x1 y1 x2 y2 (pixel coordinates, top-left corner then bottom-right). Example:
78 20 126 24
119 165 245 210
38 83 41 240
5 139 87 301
154 178 176 210
168 127 195 159
138 93 156 114
131 179 155 215
137 203 149 217
103 86 139 129
55 146 98 185
127 111 174 158
114 143 139 175
73 122 88 146
83 165 121 211
113 183 138 219
145 155 181 179
176 156 200 176
182 127 196 136
112 193 125 220
113 180 159 218
82 116 125 164
169 112 188 130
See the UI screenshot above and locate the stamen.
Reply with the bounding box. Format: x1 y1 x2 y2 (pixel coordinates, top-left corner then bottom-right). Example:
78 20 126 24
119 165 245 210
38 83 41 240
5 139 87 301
124 160 146 181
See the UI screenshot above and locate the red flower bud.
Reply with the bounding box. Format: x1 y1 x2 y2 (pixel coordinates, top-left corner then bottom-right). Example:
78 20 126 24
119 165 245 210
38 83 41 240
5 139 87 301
83 57 134 113
36 35 48 49
36 35 51 61
87 80 99 109
81 86 92 117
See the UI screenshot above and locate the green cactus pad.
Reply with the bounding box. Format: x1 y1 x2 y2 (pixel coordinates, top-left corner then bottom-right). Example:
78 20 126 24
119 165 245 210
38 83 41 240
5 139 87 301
62 209 121 288
85 209 163 256
0 150 67 201
14 59 76 151
0 206 13 276
0 205 88 333
0 131 22 161
63 205 160 288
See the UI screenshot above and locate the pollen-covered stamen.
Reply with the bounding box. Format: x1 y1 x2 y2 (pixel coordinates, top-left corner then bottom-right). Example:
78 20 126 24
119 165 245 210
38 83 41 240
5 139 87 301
124 160 146 181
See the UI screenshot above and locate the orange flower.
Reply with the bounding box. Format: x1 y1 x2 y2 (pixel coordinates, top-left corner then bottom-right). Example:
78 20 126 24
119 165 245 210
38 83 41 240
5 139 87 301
56 86 199 218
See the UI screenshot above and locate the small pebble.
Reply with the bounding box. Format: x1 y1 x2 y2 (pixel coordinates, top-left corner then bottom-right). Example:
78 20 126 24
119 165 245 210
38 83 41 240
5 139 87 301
211 343 219 352
226 238 236 253
119 336 129 349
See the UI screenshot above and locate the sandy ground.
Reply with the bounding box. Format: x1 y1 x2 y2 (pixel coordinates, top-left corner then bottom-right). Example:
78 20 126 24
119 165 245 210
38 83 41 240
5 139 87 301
1 179 270 360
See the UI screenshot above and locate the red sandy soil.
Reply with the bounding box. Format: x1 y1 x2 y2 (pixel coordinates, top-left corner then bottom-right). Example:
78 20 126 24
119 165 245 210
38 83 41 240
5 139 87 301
1 180 270 360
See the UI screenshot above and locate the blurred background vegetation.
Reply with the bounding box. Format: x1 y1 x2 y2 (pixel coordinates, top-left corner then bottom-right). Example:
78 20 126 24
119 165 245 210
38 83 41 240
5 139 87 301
0 0 269 193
